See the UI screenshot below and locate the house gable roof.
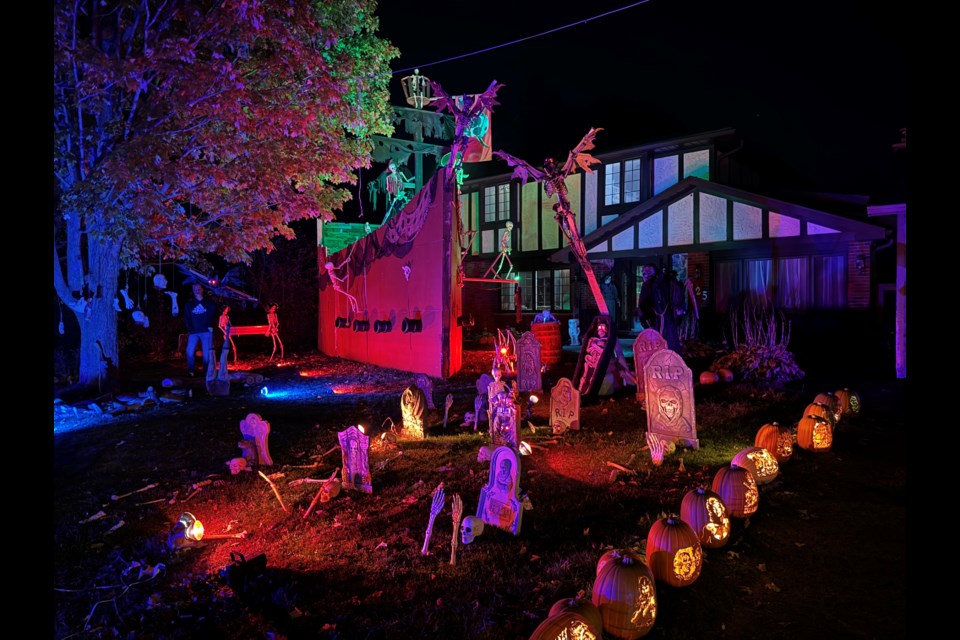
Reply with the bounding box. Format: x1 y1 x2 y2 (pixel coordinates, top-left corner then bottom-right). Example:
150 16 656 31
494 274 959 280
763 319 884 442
550 177 887 262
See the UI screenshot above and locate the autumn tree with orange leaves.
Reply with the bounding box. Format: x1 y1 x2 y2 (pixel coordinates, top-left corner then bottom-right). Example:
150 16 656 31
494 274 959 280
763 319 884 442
54 0 398 388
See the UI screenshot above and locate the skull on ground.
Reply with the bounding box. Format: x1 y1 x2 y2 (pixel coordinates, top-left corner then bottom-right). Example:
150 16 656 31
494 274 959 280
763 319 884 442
461 515 485 544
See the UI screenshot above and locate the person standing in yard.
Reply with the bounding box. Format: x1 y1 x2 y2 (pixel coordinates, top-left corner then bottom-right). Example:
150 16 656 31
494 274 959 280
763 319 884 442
184 283 218 376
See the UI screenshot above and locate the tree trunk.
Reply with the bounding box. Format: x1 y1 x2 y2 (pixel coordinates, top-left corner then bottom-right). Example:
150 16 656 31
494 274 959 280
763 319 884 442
55 227 123 390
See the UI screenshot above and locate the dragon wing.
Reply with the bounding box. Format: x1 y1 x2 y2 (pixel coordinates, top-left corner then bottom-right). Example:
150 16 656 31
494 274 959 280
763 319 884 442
492 150 546 184
560 127 604 177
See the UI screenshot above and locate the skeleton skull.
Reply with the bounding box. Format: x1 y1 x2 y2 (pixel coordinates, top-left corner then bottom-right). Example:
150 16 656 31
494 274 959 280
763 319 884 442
461 515 485 544
477 445 493 463
226 457 248 475
320 479 341 503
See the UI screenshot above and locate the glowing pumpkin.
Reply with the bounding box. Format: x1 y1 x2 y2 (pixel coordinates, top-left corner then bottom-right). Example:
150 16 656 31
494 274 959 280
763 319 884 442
548 598 603 638
797 414 833 452
754 422 793 463
680 486 730 549
712 463 759 518
813 392 841 423
596 548 644 578
529 611 599 640
834 388 861 417
717 368 734 382
803 402 836 426
731 446 779 485
645 515 703 587
592 553 657 639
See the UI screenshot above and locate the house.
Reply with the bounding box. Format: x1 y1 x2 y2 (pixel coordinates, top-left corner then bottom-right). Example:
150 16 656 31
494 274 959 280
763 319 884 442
457 128 897 371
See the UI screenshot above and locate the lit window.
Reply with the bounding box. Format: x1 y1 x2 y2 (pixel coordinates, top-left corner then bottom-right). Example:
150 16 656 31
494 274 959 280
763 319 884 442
604 163 621 205
624 159 641 203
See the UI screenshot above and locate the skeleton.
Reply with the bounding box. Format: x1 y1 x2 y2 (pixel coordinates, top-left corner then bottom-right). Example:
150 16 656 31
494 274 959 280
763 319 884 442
646 431 666 466
219 306 237 362
460 515 485 544
226 457 249 475
450 493 463 565
483 221 515 279
324 257 358 314
421 483 445 555
266 304 284 361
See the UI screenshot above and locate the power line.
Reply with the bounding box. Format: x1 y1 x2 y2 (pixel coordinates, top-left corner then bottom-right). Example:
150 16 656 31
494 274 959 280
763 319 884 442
390 1 652 75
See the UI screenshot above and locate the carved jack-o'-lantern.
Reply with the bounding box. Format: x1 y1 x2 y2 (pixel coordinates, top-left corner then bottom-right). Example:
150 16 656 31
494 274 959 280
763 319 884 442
803 402 836 427
596 548 644 578
529 611 599 640
797 414 833 452
754 422 793 463
731 446 779 485
680 486 730 549
645 515 703 587
592 553 657 639
814 392 841 423
712 463 759 518
548 598 603 639
834 388 861 417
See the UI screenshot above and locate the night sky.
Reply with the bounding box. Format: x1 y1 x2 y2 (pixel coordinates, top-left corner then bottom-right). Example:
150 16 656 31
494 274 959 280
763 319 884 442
374 0 906 201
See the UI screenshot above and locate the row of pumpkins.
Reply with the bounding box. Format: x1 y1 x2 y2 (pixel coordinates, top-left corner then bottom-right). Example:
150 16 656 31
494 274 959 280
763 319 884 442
528 388 861 640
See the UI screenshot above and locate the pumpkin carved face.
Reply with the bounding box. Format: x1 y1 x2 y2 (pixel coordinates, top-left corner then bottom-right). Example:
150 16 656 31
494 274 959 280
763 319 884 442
645 515 703 587
592 554 657 639
797 414 833 452
680 487 730 548
731 447 779 485
834 388 861 417
712 464 759 518
755 422 793 463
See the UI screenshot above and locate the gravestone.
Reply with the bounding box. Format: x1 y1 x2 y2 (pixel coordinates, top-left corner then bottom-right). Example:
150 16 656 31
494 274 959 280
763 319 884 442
414 373 436 409
516 331 543 393
633 328 668 402
476 445 522 535
549 377 581 434
489 390 519 449
644 349 699 449
338 425 372 493
400 386 426 439
239 413 273 466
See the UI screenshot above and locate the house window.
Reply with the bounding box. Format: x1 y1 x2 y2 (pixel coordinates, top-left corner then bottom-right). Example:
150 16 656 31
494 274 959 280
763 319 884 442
624 159 641 203
603 159 641 206
714 254 845 313
604 163 621 205
501 269 570 311
483 183 511 223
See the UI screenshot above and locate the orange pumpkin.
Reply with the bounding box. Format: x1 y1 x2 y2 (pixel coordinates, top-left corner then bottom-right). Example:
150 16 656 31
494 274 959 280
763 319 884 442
797 414 833 452
731 446 780 485
803 402 836 426
592 553 657 639
529 611 600 640
596 548 644 578
834 388 861 417
712 463 759 518
645 515 703 587
754 422 793 463
680 486 731 549
717 368 735 382
548 598 603 638
814 392 841 422
699 371 719 385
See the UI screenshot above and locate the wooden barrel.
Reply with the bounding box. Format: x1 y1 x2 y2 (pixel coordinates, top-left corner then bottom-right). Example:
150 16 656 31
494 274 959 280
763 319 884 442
531 322 562 367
